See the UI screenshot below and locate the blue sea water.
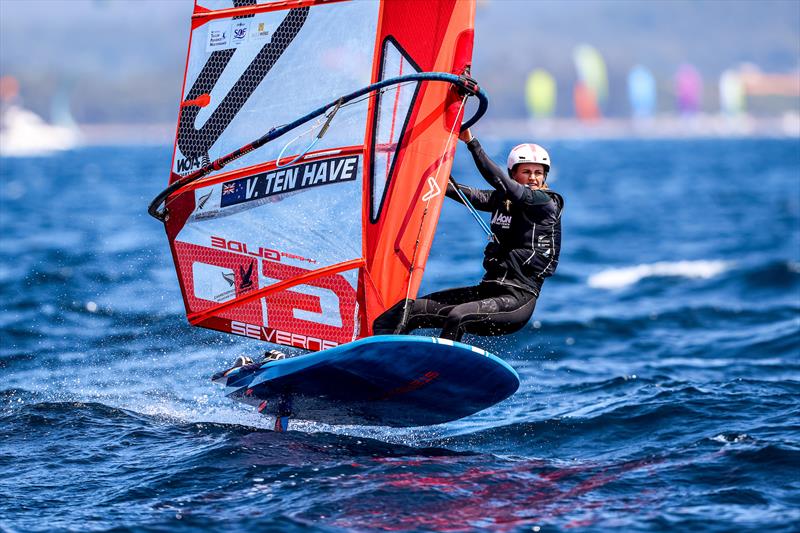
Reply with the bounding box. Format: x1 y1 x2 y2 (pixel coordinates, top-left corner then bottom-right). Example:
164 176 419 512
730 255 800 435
1 139 799 532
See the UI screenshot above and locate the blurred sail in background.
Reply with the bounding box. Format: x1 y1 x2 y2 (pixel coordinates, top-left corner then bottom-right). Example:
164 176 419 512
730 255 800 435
0 76 81 157
573 44 608 120
719 69 746 115
738 64 800 97
1 1 797 141
627 65 657 118
573 82 600 121
675 64 703 115
525 69 557 119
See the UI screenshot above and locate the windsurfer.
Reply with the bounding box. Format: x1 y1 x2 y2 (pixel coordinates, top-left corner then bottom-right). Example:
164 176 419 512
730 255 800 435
374 129 563 342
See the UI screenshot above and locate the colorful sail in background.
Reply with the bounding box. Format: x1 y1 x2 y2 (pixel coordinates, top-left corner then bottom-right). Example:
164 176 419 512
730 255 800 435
160 0 477 351
525 69 556 118
738 64 800 97
675 64 703 114
627 65 657 118
573 82 600 121
719 69 746 115
572 44 608 120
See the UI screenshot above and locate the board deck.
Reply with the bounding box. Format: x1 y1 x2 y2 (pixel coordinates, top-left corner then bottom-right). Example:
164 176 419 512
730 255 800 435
212 335 519 427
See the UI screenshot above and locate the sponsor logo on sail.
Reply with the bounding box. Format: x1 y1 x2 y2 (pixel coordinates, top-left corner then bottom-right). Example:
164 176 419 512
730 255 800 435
421 176 441 202
192 188 219 219
210 236 317 264
206 20 231 51
231 22 248 45
192 262 236 303
238 263 254 290
214 288 235 303
197 190 213 209
176 155 203 174
231 321 339 351
250 21 272 41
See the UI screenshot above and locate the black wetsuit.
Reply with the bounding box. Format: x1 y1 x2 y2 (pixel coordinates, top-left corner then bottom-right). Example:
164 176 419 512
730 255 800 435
373 138 563 342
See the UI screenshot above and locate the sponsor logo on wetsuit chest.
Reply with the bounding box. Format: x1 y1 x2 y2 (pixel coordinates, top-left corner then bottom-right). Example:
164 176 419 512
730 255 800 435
220 155 358 208
491 211 512 229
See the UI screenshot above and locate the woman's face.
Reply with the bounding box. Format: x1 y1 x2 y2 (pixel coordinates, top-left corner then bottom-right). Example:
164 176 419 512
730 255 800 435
512 163 547 189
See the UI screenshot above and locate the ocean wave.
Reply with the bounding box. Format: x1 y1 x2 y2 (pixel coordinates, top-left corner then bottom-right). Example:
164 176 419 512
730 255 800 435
517 303 799 350
588 260 731 289
0 395 471 460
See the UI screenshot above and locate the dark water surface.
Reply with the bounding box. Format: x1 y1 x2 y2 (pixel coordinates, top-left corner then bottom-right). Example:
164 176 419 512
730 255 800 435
2 139 799 532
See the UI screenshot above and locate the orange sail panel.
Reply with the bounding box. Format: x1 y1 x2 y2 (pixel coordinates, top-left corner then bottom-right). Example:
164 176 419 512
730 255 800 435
162 0 476 350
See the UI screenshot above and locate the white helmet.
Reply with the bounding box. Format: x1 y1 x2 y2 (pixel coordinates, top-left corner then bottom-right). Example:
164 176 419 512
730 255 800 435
507 143 551 173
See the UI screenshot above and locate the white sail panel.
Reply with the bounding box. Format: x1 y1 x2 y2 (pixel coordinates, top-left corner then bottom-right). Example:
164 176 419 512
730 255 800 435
168 0 380 348
371 39 420 220
173 1 379 177
176 157 363 270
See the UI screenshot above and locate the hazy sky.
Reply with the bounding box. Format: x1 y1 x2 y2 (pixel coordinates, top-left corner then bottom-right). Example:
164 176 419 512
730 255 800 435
1 0 797 122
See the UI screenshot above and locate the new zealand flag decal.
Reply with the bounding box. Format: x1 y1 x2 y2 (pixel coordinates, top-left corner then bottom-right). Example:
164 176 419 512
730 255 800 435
221 181 245 204
219 155 359 208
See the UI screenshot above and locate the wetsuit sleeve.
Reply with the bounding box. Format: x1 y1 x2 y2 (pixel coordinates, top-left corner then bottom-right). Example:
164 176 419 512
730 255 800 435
446 180 494 212
466 138 551 206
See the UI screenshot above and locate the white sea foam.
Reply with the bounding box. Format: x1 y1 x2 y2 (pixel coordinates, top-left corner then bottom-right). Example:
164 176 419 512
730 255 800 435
588 260 730 289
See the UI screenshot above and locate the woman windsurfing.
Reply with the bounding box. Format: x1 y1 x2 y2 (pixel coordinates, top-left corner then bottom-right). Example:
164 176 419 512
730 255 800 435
374 128 564 342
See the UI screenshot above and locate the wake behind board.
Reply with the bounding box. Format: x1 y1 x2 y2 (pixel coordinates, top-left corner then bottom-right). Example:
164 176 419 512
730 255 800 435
212 336 519 427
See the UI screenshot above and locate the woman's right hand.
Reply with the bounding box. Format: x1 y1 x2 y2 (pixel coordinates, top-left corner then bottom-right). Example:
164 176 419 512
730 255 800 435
459 128 473 143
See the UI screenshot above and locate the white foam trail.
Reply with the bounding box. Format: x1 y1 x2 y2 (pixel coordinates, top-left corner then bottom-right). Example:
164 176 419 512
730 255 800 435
588 260 730 289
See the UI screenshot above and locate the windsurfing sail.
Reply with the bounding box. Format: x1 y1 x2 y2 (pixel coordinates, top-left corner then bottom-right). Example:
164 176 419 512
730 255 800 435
151 0 486 352
719 69 746 116
627 65 657 119
675 64 703 115
525 69 556 119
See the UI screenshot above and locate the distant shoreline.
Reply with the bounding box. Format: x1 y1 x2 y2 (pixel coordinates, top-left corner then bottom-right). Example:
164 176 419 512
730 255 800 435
479 114 800 141
76 114 800 146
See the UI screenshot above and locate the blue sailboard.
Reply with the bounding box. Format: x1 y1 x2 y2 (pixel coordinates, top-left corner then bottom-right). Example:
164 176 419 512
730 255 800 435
212 336 519 427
